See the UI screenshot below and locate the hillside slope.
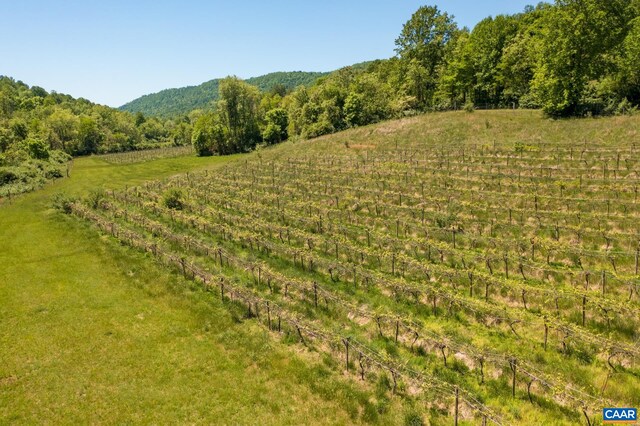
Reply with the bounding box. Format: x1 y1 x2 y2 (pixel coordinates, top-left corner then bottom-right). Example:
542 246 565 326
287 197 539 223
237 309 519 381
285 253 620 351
0 153 381 424
119 71 328 118
58 110 640 425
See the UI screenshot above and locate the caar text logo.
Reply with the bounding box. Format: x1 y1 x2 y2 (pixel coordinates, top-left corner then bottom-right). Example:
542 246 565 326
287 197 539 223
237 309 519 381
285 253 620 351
603 408 637 424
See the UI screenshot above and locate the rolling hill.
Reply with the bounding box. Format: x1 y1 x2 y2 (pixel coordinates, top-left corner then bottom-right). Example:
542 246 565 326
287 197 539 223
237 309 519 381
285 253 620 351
6 110 634 424
119 71 328 118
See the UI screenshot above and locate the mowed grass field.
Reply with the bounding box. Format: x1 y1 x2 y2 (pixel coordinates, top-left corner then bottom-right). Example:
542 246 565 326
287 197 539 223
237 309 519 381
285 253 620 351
0 154 381 424
2 109 640 425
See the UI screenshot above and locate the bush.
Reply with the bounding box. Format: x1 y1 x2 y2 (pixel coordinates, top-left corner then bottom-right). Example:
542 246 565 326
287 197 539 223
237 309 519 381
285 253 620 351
0 168 19 185
163 188 184 210
26 137 50 160
263 108 288 143
616 98 637 115
49 149 72 164
303 118 334 139
44 167 64 179
262 123 282 145
192 127 214 156
518 92 540 109
52 193 76 214
87 189 106 209
404 412 424 426
463 101 475 113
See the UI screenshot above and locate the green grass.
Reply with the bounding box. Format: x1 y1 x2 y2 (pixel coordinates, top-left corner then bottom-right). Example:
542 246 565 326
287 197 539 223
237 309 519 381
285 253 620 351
3 110 640 425
0 154 387 424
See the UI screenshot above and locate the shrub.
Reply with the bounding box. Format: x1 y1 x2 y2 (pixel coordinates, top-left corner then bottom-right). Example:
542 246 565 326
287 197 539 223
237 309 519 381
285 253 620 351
404 412 424 426
49 149 72 164
44 167 63 179
0 168 19 185
52 193 76 214
87 189 105 209
163 188 184 210
26 137 50 160
263 108 288 144
463 101 475 113
262 123 282 145
616 98 637 115
192 127 214 157
303 118 334 139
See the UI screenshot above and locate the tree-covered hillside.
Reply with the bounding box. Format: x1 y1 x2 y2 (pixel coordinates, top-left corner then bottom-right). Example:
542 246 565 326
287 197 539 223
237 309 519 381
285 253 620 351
130 1 640 161
4 1 640 197
119 71 328 118
0 76 192 197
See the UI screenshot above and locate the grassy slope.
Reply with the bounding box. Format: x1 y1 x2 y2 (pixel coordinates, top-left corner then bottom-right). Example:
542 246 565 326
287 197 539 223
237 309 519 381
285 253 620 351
3 110 640 424
0 155 375 424
244 109 640 423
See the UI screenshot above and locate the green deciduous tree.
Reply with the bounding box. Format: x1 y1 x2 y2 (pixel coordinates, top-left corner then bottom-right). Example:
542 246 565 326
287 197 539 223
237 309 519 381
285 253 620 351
192 113 225 156
25 137 50 159
615 16 640 103
435 29 473 109
170 121 192 146
395 5 458 108
532 0 634 116
10 119 28 141
468 15 519 107
134 111 146 126
218 77 261 152
262 108 288 144
47 108 78 151
76 116 103 155
395 5 458 70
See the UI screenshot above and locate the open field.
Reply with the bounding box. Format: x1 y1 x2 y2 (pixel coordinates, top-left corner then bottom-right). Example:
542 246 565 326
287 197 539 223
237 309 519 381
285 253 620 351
0 154 391 424
98 145 195 165
2 110 640 424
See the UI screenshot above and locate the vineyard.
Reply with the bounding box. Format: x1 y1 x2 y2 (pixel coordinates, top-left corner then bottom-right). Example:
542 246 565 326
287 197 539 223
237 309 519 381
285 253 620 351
98 145 194 165
69 111 640 425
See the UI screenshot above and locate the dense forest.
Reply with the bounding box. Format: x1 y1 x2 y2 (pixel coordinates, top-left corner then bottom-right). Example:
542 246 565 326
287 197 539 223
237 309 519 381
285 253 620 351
120 71 328 118
188 0 640 156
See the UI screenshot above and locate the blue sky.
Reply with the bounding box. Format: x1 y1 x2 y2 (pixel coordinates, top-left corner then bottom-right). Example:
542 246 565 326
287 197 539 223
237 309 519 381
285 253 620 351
1 1 537 107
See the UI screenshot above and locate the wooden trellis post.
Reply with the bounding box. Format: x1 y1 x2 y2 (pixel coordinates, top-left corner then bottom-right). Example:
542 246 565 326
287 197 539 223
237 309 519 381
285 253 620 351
266 301 271 330
296 326 306 346
179 257 186 278
503 254 509 279
510 358 517 397
313 281 318 308
376 317 384 337
394 319 399 343
343 338 350 371
454 386 459 426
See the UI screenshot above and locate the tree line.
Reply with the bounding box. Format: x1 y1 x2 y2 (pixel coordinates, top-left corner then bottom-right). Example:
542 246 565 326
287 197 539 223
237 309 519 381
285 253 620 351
2 0 639 167
190 1 640 156
0 76 191 195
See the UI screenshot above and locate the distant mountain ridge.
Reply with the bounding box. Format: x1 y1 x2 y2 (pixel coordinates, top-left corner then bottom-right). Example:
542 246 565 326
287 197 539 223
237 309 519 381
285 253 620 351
119 71 328 118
